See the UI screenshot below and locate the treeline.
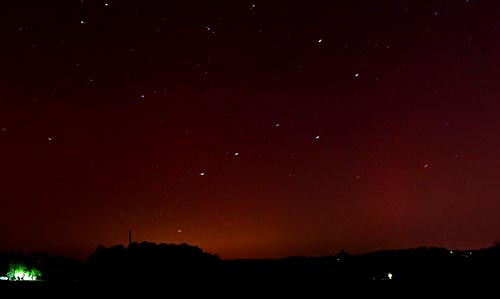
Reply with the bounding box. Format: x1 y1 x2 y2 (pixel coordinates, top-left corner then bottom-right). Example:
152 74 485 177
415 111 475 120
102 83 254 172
3 242 500 286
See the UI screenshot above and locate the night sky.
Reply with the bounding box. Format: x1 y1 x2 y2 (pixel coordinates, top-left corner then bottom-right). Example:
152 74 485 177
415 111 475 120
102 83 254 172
2 0 500 260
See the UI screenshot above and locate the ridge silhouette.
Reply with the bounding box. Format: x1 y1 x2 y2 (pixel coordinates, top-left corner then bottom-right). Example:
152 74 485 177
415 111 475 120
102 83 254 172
3 242 500 294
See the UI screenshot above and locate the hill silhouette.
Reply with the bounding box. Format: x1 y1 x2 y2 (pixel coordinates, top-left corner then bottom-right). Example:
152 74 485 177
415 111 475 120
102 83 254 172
3 242 500 294
85 242 219 283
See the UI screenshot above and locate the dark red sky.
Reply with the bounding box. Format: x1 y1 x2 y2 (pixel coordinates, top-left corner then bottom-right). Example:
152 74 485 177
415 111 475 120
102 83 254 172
2 0 500 260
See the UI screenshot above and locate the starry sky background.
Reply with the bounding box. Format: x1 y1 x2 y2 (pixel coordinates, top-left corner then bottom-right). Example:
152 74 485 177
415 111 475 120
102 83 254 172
1 0 500 259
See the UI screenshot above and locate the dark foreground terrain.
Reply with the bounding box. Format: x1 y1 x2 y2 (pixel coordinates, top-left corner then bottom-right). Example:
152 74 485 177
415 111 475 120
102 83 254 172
2 243 500 295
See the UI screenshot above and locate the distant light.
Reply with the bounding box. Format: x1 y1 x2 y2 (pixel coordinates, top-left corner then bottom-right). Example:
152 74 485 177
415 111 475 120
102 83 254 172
354 73 359 78
424 163 429 168
315 135 320 140
234 152 239 156
80 20 86 25
275 123 280 127
387 273 393 280
104 2 109 6
318 39 323 43
0 276 8 281
177 229 182 233
199 172 205 176
47 137 53 141
450 250 453 254
140 94 145 99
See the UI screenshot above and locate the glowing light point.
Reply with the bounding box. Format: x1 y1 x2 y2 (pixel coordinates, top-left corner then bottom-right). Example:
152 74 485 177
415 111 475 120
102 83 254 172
234 152 240 156
177 229 182 233
275 123 280 127
315 135 320 140
318 39 323 43
199 172 205 176
387 273 393 280
354 73 359 78
47 137 53 141
424 163 429 168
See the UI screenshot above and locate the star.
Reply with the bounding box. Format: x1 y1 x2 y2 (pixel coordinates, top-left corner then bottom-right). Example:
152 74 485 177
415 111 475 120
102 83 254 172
47 137 53 141
318 39 323 43
354 73 359 78
177 229 182 233
234 152 240 156
424 163 429 168
199 172 205 176
275 123 280 127
315 135 320 140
